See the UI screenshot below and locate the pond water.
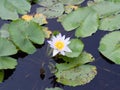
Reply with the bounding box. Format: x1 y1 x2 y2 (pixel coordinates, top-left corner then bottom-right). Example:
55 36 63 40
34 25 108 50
0 1 120 90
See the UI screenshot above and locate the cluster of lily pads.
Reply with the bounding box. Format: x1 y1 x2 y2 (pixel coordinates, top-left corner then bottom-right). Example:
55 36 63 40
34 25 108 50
0 0 120 89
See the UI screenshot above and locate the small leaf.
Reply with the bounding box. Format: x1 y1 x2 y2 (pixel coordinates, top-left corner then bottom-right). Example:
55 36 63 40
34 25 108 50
0 38 17 56
99 14 120 31
0 57 17 69
0 0 31 20
42 27 52 38
99 31 120 64
0 70 4 83
66 39 84 58
9 19 45 54
32 14 48 25
61 7 98 37
55 65 97 86
45 87 63 90
57 51 94 71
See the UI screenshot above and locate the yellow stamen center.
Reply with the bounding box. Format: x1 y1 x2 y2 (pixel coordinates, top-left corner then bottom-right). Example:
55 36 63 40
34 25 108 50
55 41 65 50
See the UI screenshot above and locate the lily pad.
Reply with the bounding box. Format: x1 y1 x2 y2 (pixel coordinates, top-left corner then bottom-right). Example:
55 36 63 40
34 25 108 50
0 0 31 20
8 19 45 54
65 39 84 58
99 31 120 64
0 70 4 83
61 7 98 37
0 38 17 56
58 0 84 5
0 57 17 69
55 65 97 86
91 1 120 18
0 24 10 38
99 14 120 31
57 51 94 71
37 2 64 18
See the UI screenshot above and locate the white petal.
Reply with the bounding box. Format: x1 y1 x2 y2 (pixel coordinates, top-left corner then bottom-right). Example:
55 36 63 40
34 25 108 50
57 33 62 39
47 41 52 45
64 47 72 52
53 49 59 56
65 37 70 42
60 51 65 55
62 35 65 40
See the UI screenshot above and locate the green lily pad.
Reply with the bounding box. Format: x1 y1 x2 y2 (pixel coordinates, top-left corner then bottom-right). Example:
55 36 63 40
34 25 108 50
0 38 17 56
45 87 63 90
0 57 17 69
61 7 98 37
55 65 97 86
57 51 94 71
0 0 31 20
66 39 84 58
99 14 120 31
0 70 4 83
99 31 120 64
8 19 45 54
0 24 10 38
58 0 84 5
37 2 64 18
91 1 120 18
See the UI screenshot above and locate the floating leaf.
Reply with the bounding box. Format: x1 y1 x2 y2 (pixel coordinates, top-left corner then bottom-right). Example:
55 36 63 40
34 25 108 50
91 1 120 18
0 38 17 56
99 31 120 64
61 7 98 37
9 19 45 54
0 0 31 20
58 0 84 5
45 87 63 90
0 57 17 69
0 24 10 38
22 14 48 25
64 5 78 14
55 65 97 86
37 3 64 18
38 0 58 7
0 70 4 83
57 51 94 71
42 27 52 38
99 14 120 31
65 39 84 58
32 14 48 25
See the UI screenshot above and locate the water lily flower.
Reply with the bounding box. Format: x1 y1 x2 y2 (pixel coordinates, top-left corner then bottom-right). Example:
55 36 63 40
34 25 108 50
47 33 72 56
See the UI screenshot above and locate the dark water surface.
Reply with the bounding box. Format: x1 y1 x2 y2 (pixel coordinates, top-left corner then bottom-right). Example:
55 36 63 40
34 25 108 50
0 1 120 90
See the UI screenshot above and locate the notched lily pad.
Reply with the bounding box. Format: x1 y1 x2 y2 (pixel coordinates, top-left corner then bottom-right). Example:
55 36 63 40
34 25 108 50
65 39 84 58
8 19 45 54
99 31 120 64
58 0 84 5
57 51 94 71
90 1 120 18
0 24 10 38
0 0 31 20
0 38 17 56
0 57 17 69
99 14 120 31
61 7 98 37
37 1 64 18
55 65 97 86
